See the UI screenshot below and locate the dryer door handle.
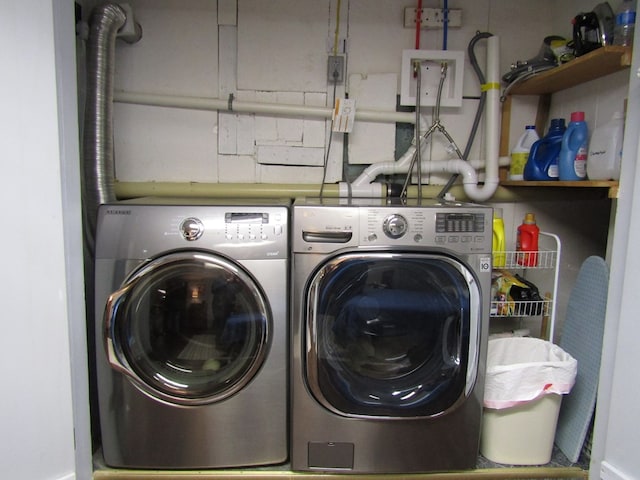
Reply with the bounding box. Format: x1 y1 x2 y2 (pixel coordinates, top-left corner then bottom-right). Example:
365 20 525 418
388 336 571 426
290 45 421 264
103 282 135 376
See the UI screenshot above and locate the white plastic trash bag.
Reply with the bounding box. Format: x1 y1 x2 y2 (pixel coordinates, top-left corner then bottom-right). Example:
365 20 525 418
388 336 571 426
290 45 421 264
483 337 577 409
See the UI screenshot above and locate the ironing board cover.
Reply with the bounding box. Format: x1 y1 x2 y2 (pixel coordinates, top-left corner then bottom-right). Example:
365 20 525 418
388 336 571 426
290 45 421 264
555 256 609 463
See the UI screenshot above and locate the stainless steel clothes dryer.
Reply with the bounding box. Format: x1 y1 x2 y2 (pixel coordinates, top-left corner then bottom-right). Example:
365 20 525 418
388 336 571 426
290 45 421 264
95 198 288 469
291 197 492 473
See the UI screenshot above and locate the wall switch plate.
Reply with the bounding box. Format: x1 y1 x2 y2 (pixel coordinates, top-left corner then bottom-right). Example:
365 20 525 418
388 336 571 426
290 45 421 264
328 55 345 83
404 7 462 29
400 49 464 107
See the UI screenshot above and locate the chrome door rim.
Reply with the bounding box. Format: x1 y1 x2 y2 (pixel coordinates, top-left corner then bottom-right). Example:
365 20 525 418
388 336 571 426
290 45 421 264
104 250 271 406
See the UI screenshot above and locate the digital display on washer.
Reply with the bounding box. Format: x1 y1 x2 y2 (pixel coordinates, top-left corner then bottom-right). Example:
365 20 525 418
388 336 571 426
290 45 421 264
435 213 485 233
225 212 269 224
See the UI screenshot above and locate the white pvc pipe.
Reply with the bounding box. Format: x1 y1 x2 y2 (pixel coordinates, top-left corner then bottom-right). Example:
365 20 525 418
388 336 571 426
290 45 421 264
463 34 501 202
113 91 416 124
347 35 504 202
114 37 502 202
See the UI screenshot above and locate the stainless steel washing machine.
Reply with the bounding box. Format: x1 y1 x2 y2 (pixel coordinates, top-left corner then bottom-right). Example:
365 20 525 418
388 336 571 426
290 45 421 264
94 198 288 469
291 197 492 473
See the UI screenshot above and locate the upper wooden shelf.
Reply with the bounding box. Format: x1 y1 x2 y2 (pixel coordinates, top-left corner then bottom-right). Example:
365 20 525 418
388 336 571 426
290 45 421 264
507 46 632 96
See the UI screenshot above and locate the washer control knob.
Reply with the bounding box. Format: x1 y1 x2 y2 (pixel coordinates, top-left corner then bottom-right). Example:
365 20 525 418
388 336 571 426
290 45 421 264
414 233 423 243
180 217 204 241
383 214 408 239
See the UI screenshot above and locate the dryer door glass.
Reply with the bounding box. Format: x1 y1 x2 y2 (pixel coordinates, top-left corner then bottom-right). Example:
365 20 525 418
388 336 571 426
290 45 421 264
106 251 270 405
305 253 480 418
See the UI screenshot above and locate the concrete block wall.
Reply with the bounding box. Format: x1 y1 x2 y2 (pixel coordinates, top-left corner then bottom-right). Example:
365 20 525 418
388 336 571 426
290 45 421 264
111 0 610 186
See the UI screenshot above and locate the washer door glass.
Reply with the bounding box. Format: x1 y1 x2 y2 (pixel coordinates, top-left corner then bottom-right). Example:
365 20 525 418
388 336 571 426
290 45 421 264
105 251 270 405
305 252 480 418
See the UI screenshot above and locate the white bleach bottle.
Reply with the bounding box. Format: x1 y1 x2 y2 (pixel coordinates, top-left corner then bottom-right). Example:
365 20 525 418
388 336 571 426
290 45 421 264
586 112 624 180
509 125 539 180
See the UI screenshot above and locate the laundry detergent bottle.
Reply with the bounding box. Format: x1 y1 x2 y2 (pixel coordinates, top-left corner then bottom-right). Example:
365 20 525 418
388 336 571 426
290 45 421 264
587 111 624 180
524 118 566 181
516 213 540 267
559 111 588 181
492 208 506 268
509 125 539 180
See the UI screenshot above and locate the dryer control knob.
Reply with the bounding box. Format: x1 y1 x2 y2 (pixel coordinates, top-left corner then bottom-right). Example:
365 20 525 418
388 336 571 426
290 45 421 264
383 214 408 239
180 217 204 241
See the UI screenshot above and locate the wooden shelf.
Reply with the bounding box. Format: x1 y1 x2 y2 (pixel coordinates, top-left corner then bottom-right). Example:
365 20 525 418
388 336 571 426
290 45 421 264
507 46 632 96
499 47 632 195
500 180 619 198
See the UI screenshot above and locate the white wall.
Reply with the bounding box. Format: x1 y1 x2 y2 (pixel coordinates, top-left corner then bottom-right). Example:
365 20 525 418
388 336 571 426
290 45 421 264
590 25 640 480
0 0 80 479
111 0 561 186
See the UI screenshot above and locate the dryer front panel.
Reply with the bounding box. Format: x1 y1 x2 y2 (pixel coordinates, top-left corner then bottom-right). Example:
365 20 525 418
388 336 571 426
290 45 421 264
304 252 481 418
104 250 271 405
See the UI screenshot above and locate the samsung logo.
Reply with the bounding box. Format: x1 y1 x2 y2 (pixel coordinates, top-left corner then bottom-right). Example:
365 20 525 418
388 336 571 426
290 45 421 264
105 209 132 215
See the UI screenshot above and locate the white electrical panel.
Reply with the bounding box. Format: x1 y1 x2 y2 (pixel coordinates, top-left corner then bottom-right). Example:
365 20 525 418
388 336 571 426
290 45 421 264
400 49 464 108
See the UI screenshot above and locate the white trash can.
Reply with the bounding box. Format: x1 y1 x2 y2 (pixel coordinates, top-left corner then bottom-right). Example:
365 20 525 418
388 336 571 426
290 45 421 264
480 337 577 465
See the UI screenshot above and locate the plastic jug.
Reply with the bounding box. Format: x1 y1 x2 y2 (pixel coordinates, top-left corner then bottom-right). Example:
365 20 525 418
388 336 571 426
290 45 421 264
516 213 540 267
493 208 506 268
587 111 624 180
509 125 540 180
559 112 588 181
524 118 566 181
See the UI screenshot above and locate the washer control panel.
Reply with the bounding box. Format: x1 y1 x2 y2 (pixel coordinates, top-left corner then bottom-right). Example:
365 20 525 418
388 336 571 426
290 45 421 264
361 206 491 252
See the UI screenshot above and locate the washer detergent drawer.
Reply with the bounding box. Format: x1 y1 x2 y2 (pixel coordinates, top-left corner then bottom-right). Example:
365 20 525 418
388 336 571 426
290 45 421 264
304 252 481 418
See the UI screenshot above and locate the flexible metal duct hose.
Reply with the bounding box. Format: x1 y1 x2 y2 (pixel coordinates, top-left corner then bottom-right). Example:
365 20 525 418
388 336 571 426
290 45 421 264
82 3 126 255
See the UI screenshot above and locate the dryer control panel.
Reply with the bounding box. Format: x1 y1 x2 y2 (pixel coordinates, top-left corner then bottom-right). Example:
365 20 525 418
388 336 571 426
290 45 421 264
96 203 289 261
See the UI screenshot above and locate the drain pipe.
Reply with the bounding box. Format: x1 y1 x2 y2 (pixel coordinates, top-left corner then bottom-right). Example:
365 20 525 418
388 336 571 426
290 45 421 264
342 35 504 202
114 91 415 124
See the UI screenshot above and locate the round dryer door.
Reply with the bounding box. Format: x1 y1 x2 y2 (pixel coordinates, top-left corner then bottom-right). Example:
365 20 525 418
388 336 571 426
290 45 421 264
104 251 271 405
305 252 481 418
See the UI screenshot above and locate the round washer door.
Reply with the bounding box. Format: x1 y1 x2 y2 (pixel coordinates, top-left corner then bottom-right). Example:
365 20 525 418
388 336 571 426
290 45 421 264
104 251 271 405
305 252 481 418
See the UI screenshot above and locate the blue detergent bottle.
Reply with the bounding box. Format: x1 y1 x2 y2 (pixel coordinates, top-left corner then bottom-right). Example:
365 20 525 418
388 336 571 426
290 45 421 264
559 111 588 181
524 118 566 181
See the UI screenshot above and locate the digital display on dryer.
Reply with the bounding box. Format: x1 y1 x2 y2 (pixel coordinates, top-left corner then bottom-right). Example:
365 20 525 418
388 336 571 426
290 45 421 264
435 213 484 233
225 212 269 224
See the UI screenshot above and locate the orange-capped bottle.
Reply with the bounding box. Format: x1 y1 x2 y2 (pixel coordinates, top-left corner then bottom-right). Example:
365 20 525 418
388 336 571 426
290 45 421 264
516 213 540 267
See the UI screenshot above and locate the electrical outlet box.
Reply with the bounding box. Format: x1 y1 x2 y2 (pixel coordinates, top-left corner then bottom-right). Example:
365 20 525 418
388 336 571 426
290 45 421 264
400 49 464 107
328 55 345 83
404 7 462 28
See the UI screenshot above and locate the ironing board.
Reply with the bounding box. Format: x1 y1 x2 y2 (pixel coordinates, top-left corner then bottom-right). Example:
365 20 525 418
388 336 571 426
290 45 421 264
555 256 609 463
